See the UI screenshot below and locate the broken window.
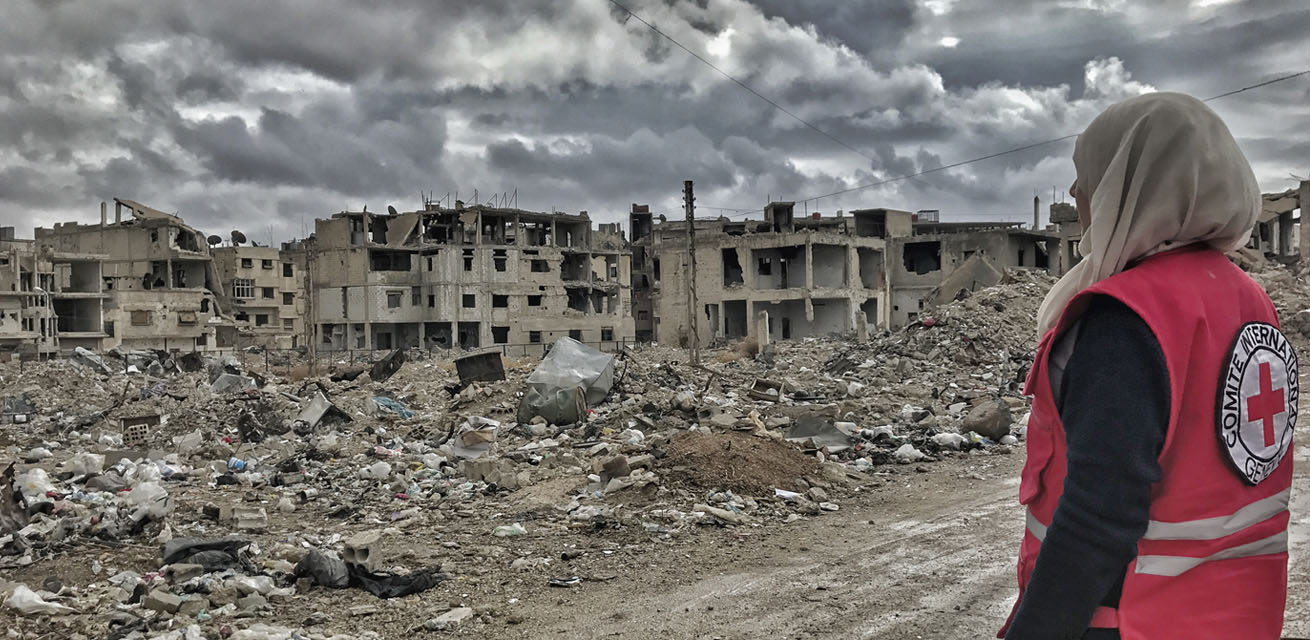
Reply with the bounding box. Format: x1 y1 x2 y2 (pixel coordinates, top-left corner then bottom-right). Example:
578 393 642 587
255 314 269 326
261 259 273 270
105 320 115 336
493 295 508 308
387 291 402 308
283 263 293 277
463 249 474 271
233 279 254 299
638 310 648 320
283 292 294 305
722 249 743 286
495 257 507 272
492 326 509 344
428 295 435 308
757 258 772 275
601 327 614 341
529 331 542 343
902 241 942 275
178 311 197 326
131 310 152 326
462 294 475 308
528 295 542 307
236 311 249 321
426 257 434 271
411 286 421 306
530 259 549 273
261 287 274 299
341 287 349 316
369 250 412 271
241 258 253 269
283 318 294 329
569 329 583 341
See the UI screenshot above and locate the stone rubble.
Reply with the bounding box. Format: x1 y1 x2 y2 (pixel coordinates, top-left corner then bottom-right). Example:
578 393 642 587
1 258 1303 638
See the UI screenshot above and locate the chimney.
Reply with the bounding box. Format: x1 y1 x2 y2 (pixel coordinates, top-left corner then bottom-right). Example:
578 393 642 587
114 201 122 223
1033 196 1040 230
101 201 107 226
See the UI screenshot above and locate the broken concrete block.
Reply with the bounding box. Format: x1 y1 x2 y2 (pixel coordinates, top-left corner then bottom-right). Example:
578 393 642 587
177 597 209 618
425 607 475 631
210 373 256 395
343 530 382 572
233 507 268 532
72 347 113 374
166 563 206 582
694 503 748 525
236 593 268 611
961 399 1012 440
369 349 407 383
144 588 182 613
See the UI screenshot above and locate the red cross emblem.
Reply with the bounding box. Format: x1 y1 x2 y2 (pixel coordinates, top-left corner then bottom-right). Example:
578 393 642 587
1246 361 1285 447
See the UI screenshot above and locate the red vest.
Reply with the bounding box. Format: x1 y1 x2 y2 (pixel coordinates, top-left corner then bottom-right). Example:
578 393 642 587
1001 247 1294 639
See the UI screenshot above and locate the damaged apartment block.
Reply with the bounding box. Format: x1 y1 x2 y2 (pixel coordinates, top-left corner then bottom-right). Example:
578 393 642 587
631 202 1068 346
312 200 634 352
34 199 237 352
212 243 308 350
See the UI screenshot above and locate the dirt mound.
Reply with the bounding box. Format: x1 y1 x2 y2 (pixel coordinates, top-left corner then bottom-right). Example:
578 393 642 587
661 431 818 495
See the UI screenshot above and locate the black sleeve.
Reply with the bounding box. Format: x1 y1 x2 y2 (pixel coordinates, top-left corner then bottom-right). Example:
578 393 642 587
1005 295 1169 639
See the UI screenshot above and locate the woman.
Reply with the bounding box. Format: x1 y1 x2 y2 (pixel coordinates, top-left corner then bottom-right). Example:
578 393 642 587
1000 92 1296 639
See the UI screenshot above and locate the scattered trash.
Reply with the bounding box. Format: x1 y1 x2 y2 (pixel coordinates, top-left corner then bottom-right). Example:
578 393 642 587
371 396 414 418
369 349 408 383
548 576 582 588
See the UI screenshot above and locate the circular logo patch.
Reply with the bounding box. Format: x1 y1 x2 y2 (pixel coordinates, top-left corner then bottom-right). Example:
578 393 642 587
1218 322 1298 485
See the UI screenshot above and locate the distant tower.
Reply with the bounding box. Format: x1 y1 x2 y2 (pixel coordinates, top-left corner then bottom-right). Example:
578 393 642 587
1033 195 1040 230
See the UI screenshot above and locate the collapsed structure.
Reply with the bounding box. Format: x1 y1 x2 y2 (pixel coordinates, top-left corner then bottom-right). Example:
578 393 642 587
33 199 234 353
630 202 1066 346
310 201 634 353
2 179 1304 358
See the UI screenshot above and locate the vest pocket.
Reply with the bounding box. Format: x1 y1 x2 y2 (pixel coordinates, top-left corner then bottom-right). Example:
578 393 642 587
1018 410 1054 505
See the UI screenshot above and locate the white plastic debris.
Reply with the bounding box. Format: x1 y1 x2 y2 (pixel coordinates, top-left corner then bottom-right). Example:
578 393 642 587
617 428 645 445
7 584 75 615
126 482 173 522
491 523 527 537
930 433 968 450
62 452 105 475
360 462 392 480
15 468 55 502
27 447 53 461
1000 434 1019 445
893 444 929 463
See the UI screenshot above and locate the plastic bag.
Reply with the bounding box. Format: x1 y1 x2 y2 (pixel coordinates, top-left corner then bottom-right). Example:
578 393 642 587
125 481 173 522
7 584 75 615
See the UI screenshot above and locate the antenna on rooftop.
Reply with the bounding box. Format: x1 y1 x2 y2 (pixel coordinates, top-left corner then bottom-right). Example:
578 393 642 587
230 230 247 246
387 205 399 216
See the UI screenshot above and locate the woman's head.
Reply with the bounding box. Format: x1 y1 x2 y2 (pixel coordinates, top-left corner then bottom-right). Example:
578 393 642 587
1037 92 1261 335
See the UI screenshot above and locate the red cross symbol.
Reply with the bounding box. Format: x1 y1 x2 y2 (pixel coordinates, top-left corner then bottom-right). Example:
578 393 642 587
1246 361 1286 447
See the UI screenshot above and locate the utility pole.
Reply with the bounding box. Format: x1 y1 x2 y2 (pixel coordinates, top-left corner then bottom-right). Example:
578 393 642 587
683 180 700 365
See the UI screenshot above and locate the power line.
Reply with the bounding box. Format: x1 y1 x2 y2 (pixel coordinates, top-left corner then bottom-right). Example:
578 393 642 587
606 0 878 165
771 68 1310 209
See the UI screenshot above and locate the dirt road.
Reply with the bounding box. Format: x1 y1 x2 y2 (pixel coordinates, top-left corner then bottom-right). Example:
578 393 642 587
512 448 1310 640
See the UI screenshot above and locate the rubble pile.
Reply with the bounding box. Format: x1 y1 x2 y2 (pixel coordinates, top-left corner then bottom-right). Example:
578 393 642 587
13 255 1309 639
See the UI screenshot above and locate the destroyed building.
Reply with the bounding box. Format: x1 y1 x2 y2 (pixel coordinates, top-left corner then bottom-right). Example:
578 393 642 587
310 201 635 352
888 217 1064 326
34 199 235 352
212 244 307 349
632 202 1068 345
0 228 59 356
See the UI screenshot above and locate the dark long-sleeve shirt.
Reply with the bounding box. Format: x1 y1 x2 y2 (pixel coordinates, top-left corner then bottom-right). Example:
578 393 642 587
1006 295 1171 640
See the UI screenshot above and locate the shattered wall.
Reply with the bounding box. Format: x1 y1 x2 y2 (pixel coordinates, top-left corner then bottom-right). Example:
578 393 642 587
311 205 635 353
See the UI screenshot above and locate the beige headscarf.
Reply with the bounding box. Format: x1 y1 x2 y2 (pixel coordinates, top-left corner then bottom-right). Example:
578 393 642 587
1036 92 1261 337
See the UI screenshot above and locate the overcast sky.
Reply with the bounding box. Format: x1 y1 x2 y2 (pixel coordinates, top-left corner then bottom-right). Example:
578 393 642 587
1 0 1307 242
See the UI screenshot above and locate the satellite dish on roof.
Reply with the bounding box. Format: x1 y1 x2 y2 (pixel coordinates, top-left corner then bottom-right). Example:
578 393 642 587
387 205 399 216
207 235 222 246
231 230 247 246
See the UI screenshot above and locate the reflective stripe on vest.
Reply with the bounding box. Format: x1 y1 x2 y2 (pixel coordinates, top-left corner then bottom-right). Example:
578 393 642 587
1025 491 1289 577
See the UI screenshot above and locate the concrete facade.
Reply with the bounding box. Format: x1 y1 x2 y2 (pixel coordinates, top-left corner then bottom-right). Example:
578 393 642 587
311 201 635 353
0 229 59 355
635 203 1068 345
212 245 307 349
635 203 914 346
35 199 235 352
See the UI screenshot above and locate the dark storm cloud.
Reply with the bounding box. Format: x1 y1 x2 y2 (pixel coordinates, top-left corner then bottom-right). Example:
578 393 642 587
0 0 1307 237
